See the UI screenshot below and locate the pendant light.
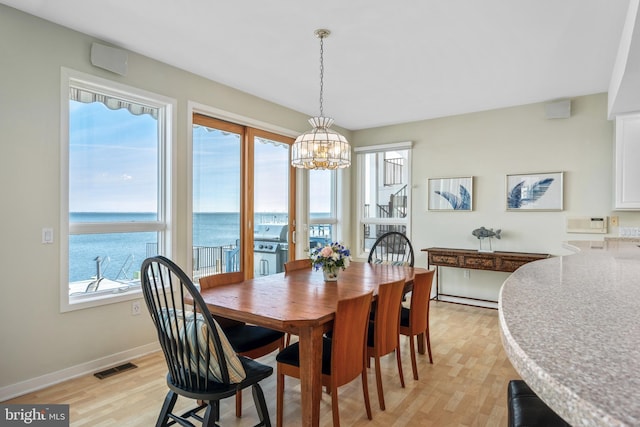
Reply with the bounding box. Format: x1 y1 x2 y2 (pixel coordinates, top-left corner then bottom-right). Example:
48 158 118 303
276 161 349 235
291 29 351 170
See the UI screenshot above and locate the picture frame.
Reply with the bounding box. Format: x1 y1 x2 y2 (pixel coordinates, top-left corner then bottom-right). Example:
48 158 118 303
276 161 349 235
506 172 563 211
428 176 473 211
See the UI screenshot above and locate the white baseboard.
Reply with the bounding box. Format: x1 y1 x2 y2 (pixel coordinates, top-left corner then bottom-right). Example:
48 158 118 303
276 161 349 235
0 342 160 402
436 295 498 309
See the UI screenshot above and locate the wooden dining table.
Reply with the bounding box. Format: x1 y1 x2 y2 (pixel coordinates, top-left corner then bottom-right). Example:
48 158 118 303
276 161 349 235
198 261 424 427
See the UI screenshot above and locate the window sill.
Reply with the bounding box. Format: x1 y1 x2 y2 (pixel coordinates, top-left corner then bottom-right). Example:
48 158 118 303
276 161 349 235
61 285 142 313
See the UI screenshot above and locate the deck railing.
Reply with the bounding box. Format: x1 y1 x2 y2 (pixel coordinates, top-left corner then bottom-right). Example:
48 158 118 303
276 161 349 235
145 242 241 281
192 244 240 280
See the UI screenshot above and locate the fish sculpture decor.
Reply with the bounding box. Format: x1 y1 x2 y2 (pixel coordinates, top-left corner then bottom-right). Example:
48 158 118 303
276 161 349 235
472 226 501 252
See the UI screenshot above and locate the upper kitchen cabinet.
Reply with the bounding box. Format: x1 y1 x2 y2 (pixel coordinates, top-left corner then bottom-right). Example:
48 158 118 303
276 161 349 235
609 1 640 210
609 0 640 118
615 112 640 210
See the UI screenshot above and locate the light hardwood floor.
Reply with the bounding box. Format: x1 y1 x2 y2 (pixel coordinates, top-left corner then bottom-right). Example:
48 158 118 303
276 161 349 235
5 302 520 426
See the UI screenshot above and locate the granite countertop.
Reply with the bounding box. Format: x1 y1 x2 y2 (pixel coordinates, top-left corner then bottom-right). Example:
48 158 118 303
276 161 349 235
498 241 640 427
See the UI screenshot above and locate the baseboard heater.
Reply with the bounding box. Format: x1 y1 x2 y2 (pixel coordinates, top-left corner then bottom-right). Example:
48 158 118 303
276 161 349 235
94 362 137 379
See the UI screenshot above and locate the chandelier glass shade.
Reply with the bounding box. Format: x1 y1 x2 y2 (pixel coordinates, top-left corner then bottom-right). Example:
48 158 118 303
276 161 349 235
291 117 351 170
291 29 351 170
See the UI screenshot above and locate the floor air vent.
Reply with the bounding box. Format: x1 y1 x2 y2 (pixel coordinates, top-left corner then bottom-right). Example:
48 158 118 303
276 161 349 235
94 362 138 379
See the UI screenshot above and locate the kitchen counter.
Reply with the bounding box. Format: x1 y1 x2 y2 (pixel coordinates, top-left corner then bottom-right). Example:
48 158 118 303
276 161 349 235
499 240 640 427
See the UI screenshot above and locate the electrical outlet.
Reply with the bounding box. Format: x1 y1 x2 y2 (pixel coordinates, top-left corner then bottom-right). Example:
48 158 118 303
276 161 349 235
463 269 470 279
611 216 619 226
131 300 141 316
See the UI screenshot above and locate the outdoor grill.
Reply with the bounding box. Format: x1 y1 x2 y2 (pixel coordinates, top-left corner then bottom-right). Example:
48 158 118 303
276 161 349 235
253 224 288 276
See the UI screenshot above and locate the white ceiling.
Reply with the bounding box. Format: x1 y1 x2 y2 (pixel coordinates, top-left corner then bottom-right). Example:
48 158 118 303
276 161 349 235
1 0 632 130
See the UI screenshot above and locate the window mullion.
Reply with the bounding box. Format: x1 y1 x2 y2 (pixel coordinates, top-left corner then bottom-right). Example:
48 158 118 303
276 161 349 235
69 222 166 235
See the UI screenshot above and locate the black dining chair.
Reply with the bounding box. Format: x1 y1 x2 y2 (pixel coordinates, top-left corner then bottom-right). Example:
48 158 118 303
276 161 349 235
367 231 414 316
367 231 415 267
141 256 272 427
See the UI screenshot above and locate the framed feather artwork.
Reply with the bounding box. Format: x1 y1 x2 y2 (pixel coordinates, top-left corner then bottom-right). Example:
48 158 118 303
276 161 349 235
428 176 473 211
506 172 563 211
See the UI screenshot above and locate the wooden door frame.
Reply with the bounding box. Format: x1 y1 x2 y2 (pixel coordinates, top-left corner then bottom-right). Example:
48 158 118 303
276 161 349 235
246 128 296 279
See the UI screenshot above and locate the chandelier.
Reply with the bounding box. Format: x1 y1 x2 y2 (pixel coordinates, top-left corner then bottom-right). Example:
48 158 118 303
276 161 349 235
291 29 351 170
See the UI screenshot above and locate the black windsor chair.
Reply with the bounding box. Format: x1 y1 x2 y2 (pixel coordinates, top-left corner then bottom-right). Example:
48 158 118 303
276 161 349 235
141 256 272 427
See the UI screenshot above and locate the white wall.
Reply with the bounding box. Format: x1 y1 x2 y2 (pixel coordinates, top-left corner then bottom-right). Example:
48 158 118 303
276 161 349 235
351 94 640 303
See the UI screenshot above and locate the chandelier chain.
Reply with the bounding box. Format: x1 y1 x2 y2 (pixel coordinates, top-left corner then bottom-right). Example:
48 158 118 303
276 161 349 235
319 34 325 118
291 28 351 170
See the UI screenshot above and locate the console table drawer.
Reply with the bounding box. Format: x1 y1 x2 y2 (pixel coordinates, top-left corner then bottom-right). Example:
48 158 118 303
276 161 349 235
429 254 460 267
499 258 534 272
463 255 496 270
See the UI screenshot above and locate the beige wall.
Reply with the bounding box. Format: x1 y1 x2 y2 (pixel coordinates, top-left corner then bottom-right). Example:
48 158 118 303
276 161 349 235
351 94 640 302
3 3 640 398
0 5 319 396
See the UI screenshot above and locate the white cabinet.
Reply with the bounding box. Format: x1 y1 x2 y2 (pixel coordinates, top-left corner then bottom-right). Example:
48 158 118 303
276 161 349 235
615 112 640 209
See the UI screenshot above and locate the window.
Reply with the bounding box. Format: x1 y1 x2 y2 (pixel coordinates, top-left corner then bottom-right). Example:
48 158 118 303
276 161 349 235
61 68 175 311
355 142 412 259
309 169 337 250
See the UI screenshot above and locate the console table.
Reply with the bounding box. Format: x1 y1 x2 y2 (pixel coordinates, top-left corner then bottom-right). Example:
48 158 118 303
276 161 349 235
422 247 550 304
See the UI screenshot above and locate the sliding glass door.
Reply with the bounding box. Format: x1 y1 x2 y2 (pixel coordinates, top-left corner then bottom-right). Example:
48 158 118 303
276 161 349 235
192 115 243 279
192 114 295 280
250 129 295 277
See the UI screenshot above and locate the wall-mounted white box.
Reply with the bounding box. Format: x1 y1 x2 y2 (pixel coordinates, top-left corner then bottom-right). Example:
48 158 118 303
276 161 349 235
566 217 608 234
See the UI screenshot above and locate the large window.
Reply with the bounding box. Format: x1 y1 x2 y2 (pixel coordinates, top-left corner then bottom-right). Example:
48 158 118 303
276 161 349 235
61 69 175 311
355 142 412 258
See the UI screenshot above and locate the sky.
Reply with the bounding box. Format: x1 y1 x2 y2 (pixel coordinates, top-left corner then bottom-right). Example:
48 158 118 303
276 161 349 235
70 100 331 214
69 100 158 212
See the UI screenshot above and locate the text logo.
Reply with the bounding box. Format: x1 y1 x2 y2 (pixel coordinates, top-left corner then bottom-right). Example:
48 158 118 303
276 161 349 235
0 405 69 426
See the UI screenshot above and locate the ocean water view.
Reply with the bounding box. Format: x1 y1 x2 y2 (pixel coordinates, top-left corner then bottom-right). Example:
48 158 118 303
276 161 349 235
69 212 292 282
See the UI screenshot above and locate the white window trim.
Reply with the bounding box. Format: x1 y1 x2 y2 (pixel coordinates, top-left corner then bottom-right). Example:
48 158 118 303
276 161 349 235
60 67 177 312
355 141 413 259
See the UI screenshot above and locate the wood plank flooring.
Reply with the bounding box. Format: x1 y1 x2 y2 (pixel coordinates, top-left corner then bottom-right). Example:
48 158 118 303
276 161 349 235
4 301 520 426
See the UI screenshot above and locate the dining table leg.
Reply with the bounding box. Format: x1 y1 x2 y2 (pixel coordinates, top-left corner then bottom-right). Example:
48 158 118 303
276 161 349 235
297 324 324 427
